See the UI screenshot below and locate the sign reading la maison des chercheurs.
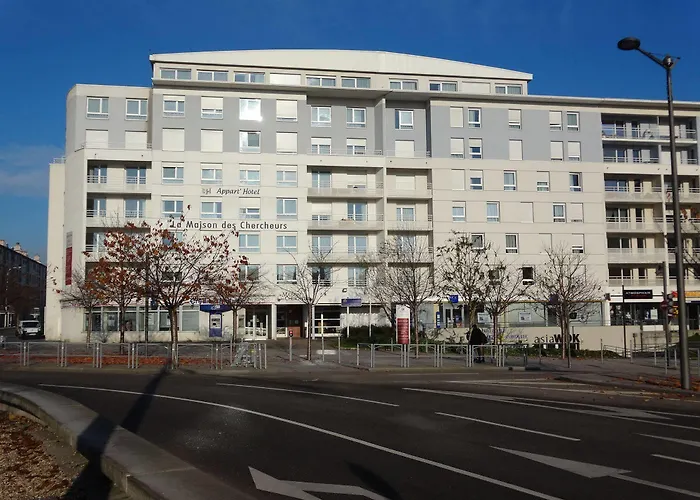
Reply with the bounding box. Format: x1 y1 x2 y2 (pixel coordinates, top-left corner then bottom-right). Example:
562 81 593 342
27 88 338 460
168 218 291 231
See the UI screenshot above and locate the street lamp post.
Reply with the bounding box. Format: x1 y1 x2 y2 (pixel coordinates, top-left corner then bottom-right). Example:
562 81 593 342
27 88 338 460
618 37 691 390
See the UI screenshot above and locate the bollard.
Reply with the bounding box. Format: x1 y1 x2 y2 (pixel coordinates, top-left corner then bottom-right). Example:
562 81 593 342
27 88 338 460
600 339 603 364
264 344 267 370
696 348 700 377
356 345 360 367
288 333 293 362
653 348 657 367
674 349 678 369
370 344 375 368
338 333 341 365
630 341 634 363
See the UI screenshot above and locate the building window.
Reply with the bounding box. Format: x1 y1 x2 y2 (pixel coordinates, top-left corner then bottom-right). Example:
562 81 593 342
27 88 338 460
270 73 301 85
390 80 418 90
553 203 566 223
276 132 298 154
508 109 521 129
394 140 415 157
450 107 464 128
163 95 185 117
452 202 466 222
505 234 519 254
240 131 261 153
276 234 297 253
311 170 330 190
312 235 333 254
521 202 534 223
567 112 580 132
276 166 297 187
470 170 483 190
341 77 370 88
198 70 228 82
549 111 562 131
395 109 414 130
348 235 368 254
346 108 366 128
550 141 564 161
347 138 367 155
276 100 298 122
312 267 332 287
306 75 336 87
311 106 332 127
277 198 297 219
124 199 145 219
450 138 465 158
201 163 223 184
234 72 264 83
201 201 222 219
569 172 582 192
126 99 147 120
569 203 584 223
240 199 261 219
537 171 550 192
568 141 581 161
239 233 260 253
160 68 191 80
125 167 146 185
239 98 262 121
276 265 297 283
572 234 585 254
468 108 481 128
396 235 417 252
504 171 517 191
429 81 457 92
162 163 184 184
469 138 483 159
522 266 534 284
86 97 109 118
201 129 223 153
162 128 185 152
201 97 223 119
509 140 523 161
162 199 183 218
348 267 367 288
495 84 522 95
240 264 260 281
486 202 500 223
471 233 485 249
396 206 415 222
348 202 368 221
240 166 261 186
311 137 332 155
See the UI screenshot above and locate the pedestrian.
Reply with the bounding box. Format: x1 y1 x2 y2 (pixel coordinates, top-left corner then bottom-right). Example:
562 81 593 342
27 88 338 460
468 324 487 363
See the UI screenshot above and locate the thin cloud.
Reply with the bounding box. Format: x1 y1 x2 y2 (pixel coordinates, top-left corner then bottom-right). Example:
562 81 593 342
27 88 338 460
0 144 63 196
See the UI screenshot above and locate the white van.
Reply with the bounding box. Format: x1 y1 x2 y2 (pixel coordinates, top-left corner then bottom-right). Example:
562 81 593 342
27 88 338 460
18 320 42 339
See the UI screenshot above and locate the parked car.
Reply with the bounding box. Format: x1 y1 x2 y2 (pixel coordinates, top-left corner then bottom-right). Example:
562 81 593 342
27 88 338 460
17 320 42 339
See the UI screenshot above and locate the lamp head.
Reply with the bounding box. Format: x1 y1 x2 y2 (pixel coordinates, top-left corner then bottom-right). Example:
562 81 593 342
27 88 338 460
617 37 641 51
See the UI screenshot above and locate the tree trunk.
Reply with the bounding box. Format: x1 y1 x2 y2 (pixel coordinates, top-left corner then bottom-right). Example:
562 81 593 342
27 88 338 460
307 304 313 361
119 305 126 345
231 308 238 340
86 308 93 344
412 306 419 358
169 307 179 368
561 317 567 360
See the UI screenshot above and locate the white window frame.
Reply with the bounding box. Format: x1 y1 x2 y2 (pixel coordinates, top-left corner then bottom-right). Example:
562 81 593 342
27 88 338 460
240 131 261 153
495 84 523 95
346 108 366 128
505 234 519 254
396 109 414 130
452 202 466 222
162 199 184 218
389 80 418 90
240 203 261 220
550 141 564 161
567 112 580 132
276 166 298 187
341 77 370 88
348 235 368 255
450 138 465 159
468 108 481 128
306 75 336 87
162 163 184 184
240 166 261 186
569 203 584 223
396 206 416 222
124 199 145 219
276 100 298 122
201 200 223 219
348 267 367 288
568 141 582 161
86 97 109 118
469 139 483 159
537 171 550 192
311 106 332 127
549 111 563 131
276 234 298 253
504 171 517 191
234 72 264 83
471 233 485 249
201 164 223 184
429 81 457 92
160 68 191 80
201 97 223 119
239 233 261 253
450 107 464 128
346 138 367 156
312 235 333 254
240 264 260 281
311 137 332 155
470 170 484 190
163 96 185 117
239 98 262 121
508 109 521 129
553 203 566 223
522 266 535 284
509 139 523 161
197 70 228 82
125 99 147 120
572 235 585 254
276 198 298 219
569 172 583 192
276 264 297 283
486 202 500 223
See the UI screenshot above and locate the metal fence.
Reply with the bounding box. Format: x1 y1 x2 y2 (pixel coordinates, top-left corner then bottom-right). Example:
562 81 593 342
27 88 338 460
601 342 700 376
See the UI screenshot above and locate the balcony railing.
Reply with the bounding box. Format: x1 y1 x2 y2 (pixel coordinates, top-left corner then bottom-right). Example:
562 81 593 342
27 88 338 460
607 248 667 263
124 210 145 219
605 217 661 232
84 245 108 260
604 186 663 202
603 156 660 164
86 209 107 218
87 175 150 192
308 215 384 230
602 126 697 141
308 183 384 198
387 215 433 231
608 277 666 286
387 183 433 198
305 148 432 158
308 249 379 263
79 142 153 150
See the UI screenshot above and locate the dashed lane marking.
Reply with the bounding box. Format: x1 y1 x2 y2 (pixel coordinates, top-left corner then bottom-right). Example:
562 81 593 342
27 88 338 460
436 412 580 441
216 383 399 407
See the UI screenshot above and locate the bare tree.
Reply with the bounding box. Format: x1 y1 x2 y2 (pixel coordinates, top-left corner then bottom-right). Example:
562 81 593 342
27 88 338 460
57 266 104 343
436 232 490 326
275 248 335 361
528 243 603 360
364 234 436 352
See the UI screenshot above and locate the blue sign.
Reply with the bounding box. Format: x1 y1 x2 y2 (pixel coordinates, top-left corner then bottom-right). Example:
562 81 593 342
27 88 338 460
449 295 459 304
436 311 442 329
200 304 233 313
341 298 362 307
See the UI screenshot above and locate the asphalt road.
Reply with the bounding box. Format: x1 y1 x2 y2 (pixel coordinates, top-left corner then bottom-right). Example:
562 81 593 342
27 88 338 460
1 369 699 500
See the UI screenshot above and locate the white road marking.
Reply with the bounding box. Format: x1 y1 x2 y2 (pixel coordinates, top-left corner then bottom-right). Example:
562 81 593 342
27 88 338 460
652 454 700 467
216 383 399 407
436 412 580 441
250 467 390 499
640 434 700 448
646 410 700 419
614 474 700 497
404 388 700 431
39 384 561 500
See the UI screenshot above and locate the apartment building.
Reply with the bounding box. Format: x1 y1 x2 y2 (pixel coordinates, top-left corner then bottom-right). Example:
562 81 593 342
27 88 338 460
45 49 700 345
1 240 47 328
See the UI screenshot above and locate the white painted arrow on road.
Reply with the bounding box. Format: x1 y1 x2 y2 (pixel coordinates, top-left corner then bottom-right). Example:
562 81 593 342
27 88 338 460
249 467 390 500
494 447 700 498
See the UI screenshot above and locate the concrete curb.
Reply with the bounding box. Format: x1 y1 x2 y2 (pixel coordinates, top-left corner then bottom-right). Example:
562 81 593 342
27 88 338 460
0 382 255 500
554 375 699 397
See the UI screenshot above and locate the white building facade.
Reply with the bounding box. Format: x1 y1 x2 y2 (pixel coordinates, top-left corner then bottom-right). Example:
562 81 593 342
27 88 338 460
46 49 700 348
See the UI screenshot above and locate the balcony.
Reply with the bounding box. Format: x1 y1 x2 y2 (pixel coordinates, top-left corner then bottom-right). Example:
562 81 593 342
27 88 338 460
607 248 667 264
305 148 432 158
652 217 700 233
80 141 152 151
386 183 433 199
603 156 660 164
86 176 151 193
387 216 433 231
604 186 663 203
388 247 435 263
605 217 661 233
79 142 153 162
602 126 697 142
308 215 384 231
84 245 108 261
308 250 379 263
608 277 666 287
307 183 384 199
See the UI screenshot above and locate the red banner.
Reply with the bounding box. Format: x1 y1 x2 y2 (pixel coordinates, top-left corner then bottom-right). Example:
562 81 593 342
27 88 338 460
65 247 73 285
396 305 410 345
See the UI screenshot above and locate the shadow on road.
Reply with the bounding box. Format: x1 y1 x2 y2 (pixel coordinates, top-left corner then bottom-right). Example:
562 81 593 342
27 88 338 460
348 461 403 500
62 367 169 499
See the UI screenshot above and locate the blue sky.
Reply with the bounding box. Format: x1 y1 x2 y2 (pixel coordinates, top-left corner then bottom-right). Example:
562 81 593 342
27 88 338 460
1 0 698 261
